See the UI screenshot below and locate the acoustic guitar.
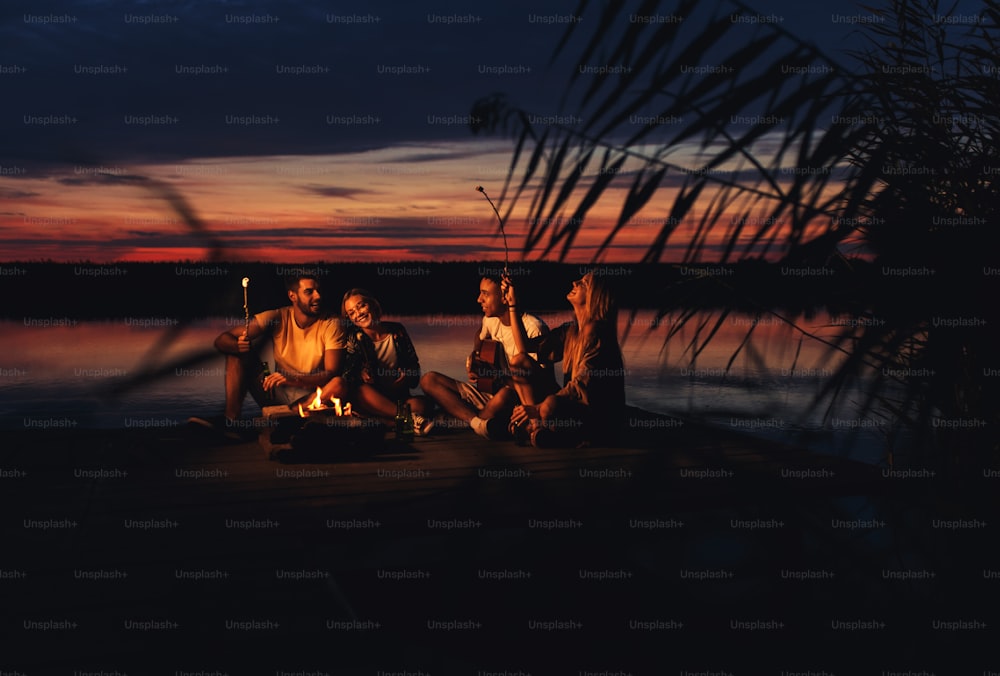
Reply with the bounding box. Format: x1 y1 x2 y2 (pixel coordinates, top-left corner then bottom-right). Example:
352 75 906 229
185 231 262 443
469 339 508 394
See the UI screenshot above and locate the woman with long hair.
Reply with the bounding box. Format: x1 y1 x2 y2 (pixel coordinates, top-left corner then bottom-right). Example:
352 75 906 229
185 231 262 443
504 271 626 447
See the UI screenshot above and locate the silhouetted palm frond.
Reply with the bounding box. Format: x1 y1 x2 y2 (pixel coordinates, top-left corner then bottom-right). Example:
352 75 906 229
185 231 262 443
471 0 1000 466
472 0 871 265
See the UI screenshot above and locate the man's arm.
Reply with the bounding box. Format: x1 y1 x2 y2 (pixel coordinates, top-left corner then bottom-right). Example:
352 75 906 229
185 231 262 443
501 276 545 356
285 347 345 390
214 314 271 355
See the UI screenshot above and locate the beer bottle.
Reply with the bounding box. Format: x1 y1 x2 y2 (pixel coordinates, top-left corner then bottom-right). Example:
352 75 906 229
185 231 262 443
395 400 406 440
401 402 415 441
260 360 273 401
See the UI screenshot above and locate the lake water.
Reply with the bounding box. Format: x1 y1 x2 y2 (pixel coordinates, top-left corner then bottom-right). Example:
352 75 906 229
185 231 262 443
0 310 896 464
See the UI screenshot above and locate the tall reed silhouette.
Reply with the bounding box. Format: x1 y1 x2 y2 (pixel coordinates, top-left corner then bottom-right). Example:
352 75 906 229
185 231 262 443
469 0 999 469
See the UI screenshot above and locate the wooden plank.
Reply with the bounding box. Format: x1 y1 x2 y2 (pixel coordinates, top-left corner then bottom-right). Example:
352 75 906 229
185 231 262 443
4 409 968 672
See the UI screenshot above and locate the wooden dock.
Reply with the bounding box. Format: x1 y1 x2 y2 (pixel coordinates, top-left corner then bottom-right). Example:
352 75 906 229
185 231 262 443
2 408 994 672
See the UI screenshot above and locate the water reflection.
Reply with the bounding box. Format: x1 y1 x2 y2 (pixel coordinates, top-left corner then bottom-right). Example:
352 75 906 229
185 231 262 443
0 311 893 462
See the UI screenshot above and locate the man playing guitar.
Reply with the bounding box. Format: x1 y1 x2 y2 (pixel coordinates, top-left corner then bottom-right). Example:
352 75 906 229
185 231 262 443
420 274 551 439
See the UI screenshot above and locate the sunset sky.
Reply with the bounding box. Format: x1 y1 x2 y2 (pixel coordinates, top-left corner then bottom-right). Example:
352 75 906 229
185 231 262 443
0 0 983 263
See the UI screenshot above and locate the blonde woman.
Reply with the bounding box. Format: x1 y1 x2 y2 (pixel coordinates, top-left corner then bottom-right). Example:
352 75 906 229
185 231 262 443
504 271 626 447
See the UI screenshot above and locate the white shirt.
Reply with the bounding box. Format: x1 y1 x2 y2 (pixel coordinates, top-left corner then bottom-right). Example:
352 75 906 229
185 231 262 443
479 313 548 363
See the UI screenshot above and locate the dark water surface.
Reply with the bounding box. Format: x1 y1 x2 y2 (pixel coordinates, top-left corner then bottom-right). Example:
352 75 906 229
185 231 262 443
0 310 894 463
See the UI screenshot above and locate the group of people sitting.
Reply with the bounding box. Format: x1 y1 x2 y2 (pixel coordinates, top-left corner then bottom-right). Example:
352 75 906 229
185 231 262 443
198 270 625 448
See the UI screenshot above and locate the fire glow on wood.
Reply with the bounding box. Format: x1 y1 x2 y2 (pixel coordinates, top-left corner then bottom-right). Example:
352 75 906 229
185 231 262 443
298 388 352 418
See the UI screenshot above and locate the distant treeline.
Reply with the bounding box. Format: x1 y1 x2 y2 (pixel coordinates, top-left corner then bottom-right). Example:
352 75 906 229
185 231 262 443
1 259 890 319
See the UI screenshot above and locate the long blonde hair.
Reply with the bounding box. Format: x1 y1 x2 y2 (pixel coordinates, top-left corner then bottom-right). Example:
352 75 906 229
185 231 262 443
565 271 619 377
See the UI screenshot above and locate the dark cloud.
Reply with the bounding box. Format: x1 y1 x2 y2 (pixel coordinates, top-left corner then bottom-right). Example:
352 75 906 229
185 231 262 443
0 189 39 199
391 148 496 164
55 173 153 186
4 0 906 166
300 185 377 198
0 0 577 164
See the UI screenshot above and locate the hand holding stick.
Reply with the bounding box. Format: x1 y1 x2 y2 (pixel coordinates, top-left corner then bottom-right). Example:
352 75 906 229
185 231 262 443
500 274 517 308
241 277 251 338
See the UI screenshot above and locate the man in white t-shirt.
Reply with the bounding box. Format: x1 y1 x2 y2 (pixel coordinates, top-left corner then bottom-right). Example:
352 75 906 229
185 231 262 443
196 274 347 428
419 275 553 439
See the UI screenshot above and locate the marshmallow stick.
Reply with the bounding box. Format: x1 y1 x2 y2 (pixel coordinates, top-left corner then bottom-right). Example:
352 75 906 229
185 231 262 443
476 185 509 278
242 277 250 336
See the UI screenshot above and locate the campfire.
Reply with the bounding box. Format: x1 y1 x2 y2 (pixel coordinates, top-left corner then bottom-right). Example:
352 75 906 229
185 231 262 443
298 388 353 418
260 387 382 462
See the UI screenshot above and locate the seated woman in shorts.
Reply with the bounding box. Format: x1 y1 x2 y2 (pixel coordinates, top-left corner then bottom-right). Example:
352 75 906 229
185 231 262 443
326 288 432 434
504 271 626 447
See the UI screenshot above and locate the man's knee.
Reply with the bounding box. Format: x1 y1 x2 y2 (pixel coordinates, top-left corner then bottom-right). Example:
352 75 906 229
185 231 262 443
225 353 257 387
492 386 516 407
509 353 533 370
510 354 554 387
420 371 449 394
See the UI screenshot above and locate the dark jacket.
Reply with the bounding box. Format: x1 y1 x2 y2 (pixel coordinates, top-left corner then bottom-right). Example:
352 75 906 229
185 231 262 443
342 320 421 393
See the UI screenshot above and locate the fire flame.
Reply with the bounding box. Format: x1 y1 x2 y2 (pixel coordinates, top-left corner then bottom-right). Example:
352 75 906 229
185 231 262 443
308 388 324 410
298 388 351 418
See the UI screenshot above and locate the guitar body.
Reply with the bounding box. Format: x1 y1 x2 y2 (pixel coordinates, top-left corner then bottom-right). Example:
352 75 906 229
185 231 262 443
471 339 507 394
